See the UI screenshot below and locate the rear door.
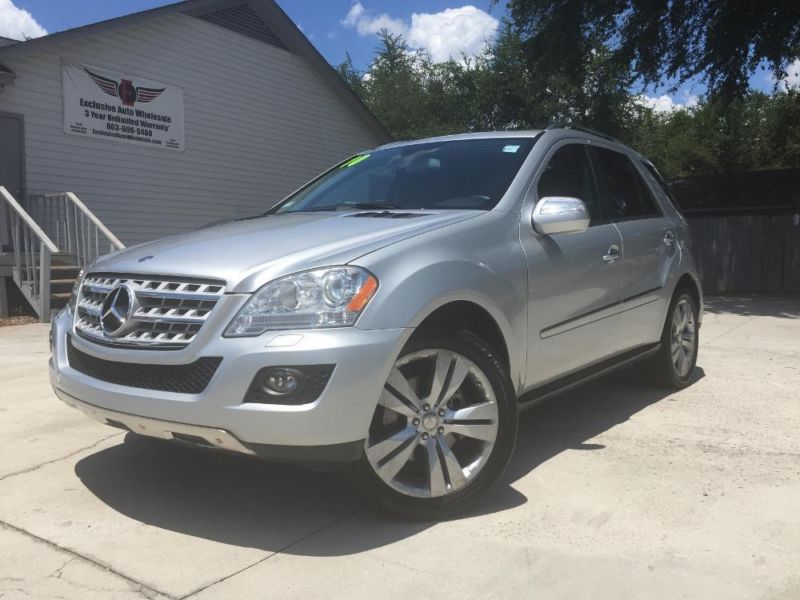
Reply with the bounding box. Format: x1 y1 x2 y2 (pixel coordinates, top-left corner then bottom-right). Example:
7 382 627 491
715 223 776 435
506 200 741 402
589 146 679 349
520 141 625 387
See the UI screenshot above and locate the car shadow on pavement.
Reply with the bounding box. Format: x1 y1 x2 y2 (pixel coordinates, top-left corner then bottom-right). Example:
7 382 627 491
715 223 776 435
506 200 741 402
501 366 705 485
73 365 704 556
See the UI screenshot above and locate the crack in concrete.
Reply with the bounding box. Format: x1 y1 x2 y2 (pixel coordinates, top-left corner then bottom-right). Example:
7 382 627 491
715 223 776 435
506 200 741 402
705 316 755 343
0 433 122 482
178 511 354 599
48 556 77 580
0 521 169 600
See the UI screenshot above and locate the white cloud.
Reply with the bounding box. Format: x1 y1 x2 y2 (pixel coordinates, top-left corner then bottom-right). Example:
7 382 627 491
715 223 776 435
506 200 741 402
777 59 800 90
341 2 498 62
635 92 698 113
407 6 498 63
341 3 364 26
341 2 406 37
0 0 46 41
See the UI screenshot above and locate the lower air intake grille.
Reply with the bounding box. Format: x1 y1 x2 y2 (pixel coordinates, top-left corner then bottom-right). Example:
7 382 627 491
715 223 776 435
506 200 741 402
67 337 222 394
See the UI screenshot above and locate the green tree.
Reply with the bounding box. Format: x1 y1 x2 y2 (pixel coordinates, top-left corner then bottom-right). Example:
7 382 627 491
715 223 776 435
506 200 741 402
624 91 800 179
501 0 800 97
337 32 490 139
336 25 800 181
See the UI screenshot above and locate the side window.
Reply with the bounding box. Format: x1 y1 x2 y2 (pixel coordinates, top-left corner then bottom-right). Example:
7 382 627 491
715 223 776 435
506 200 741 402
640 160 683 216
537 144 602 224
590 147 661 220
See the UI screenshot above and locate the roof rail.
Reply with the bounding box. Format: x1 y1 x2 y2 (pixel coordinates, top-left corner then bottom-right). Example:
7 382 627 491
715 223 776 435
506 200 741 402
545 123 617 142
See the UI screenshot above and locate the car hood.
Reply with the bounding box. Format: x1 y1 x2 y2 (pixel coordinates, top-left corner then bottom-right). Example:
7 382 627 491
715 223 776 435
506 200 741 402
91 210 482 292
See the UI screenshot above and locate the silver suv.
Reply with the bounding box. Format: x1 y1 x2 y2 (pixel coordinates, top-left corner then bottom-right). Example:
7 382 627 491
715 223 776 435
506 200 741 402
50 127 702 517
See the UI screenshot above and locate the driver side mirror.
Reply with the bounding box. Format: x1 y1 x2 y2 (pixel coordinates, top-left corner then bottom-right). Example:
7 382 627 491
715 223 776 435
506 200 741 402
532 196 590 235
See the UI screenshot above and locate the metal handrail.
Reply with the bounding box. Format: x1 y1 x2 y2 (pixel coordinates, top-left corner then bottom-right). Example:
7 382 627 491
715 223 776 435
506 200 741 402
65 192 125 250
0 186 59 322
29 192 125 269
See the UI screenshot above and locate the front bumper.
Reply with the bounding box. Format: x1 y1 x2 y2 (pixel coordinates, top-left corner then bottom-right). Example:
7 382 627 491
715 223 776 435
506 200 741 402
50 307 410 460
54 389 366 463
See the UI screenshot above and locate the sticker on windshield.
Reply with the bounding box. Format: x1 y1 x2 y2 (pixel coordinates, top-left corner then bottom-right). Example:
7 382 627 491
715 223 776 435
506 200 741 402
341 154 371 168
502 145 521 153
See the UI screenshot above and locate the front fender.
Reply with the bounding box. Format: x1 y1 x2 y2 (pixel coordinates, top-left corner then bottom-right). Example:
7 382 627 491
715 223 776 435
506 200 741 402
352 213 529 391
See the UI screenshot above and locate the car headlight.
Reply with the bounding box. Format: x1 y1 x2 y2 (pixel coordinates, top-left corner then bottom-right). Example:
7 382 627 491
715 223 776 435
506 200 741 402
67 269 84 313
224 266 378 337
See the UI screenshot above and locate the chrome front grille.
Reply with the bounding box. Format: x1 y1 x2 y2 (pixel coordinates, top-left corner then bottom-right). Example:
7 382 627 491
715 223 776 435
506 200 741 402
74 273 226 349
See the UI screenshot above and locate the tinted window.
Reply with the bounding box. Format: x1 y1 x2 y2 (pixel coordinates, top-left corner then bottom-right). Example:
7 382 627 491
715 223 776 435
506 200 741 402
640 160 683 215
538 144 601 223
274 138 535 213
591 147 661 220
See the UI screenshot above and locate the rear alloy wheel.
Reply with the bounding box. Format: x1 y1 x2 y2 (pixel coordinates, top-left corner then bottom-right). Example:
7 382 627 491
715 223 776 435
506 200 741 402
355 332 517 518
648 289 699 389
671 296 698 378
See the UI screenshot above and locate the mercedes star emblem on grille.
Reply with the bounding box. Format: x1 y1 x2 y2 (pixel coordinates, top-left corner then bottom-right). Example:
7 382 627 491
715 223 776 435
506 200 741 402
100 284 136 337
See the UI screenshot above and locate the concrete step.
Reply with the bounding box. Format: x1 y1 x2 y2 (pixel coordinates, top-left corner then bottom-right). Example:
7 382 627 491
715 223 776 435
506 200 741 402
50 292 71 310
51 252 79 267
33 265 82 280
50 278 78 294
11 253 78 267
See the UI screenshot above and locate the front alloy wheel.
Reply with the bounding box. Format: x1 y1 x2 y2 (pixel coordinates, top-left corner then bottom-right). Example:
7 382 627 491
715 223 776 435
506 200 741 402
355 332 517 517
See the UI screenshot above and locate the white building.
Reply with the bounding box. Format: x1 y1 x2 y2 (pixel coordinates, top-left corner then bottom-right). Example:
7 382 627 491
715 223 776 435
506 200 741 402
0 0 391 319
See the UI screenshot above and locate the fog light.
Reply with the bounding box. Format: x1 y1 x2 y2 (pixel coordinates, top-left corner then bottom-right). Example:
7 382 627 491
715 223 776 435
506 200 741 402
262 368 302 396
244 364 335 405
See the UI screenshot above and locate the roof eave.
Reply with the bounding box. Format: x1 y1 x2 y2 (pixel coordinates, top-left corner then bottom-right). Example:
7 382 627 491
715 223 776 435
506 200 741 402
0 0 224 57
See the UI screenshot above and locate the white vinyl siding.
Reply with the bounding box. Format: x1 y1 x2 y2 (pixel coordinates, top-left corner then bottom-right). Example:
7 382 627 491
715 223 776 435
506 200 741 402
0 13 384 245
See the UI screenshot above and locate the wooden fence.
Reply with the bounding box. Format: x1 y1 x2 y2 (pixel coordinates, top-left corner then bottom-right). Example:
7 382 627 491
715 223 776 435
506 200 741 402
686 212 800 294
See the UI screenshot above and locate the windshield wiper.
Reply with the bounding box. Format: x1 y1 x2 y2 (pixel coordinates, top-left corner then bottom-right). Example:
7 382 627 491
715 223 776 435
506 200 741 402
299 202 404 212
347 202 404 210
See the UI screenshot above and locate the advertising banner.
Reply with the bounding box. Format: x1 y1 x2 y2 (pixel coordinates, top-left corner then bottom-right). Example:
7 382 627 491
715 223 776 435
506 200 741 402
62 62 184 151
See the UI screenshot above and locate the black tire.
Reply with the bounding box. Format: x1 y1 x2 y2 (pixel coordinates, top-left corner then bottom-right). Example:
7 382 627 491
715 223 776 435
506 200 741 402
647 288 700 389
353 330 518 519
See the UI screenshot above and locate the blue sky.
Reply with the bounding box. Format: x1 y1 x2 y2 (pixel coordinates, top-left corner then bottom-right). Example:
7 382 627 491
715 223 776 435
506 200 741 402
6 0 496 68
2 0 788 111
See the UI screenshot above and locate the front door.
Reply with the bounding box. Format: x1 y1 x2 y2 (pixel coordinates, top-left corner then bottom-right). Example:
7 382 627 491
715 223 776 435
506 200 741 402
520 141 625 388
0 114 25 250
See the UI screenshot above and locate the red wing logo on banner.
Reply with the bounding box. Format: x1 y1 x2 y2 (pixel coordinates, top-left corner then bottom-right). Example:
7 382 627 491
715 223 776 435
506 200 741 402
85 68 165 107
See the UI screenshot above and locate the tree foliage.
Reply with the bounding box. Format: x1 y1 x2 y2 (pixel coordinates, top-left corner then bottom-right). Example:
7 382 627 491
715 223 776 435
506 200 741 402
623 91 800 177
338 29 800 180
502 0 800 97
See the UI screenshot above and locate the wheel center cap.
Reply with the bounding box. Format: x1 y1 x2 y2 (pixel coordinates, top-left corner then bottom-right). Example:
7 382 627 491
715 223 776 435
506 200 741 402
421 413 438 431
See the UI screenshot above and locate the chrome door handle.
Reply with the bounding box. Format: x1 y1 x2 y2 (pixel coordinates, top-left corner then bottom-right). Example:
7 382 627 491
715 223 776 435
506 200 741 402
663 231 676 244
603 244 620 264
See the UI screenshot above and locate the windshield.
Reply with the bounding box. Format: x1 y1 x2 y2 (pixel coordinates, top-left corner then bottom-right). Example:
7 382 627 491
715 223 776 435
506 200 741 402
272 138 536 213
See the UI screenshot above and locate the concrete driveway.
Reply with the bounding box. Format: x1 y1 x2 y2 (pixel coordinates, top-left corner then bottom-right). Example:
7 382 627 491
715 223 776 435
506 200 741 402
1 296 799 600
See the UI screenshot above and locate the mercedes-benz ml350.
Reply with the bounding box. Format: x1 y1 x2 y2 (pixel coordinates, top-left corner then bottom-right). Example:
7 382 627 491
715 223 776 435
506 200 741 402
50 127 702 516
